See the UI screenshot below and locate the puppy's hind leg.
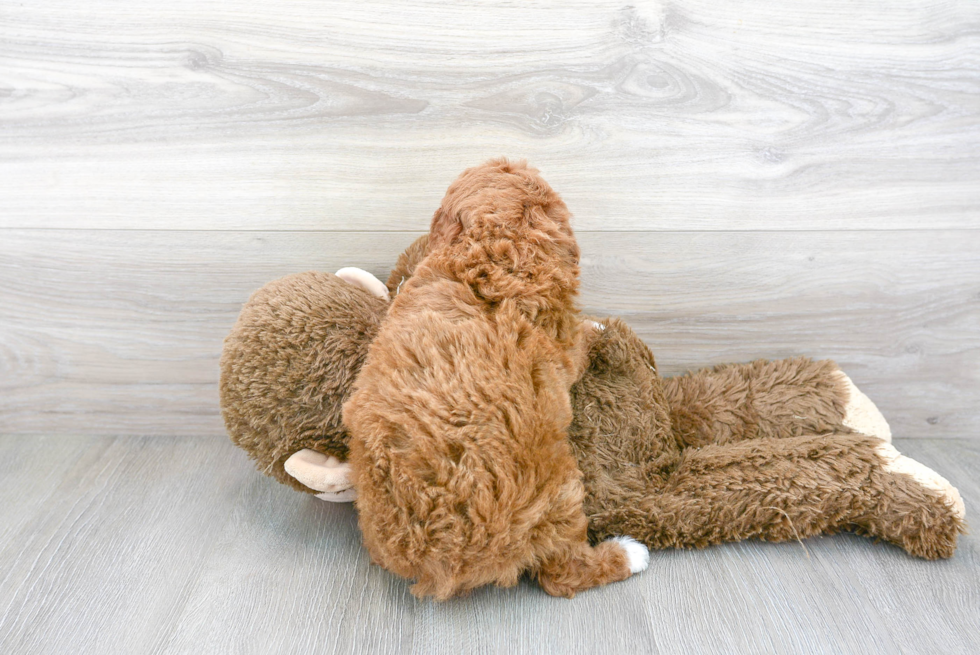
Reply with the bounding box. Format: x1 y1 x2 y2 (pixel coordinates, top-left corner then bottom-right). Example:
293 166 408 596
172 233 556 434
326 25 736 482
536 537 649 599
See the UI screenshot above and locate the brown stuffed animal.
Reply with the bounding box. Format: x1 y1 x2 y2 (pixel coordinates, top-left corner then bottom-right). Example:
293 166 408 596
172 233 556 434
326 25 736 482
220 267 388 501
221 189 967 593
222 234 966 562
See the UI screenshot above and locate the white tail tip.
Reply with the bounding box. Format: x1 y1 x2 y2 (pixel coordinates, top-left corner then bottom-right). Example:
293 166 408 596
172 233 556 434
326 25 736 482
610 536 650 573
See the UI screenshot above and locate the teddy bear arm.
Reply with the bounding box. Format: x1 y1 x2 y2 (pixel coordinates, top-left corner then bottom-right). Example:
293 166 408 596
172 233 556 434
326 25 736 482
662 357 890 448
588 432 964 558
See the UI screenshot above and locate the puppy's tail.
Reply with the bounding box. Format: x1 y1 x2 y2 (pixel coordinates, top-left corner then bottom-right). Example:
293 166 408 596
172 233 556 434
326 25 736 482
536 536 649 598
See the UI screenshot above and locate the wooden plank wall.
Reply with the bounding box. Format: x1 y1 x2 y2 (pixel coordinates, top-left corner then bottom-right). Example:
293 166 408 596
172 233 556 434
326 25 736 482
2 1 978 438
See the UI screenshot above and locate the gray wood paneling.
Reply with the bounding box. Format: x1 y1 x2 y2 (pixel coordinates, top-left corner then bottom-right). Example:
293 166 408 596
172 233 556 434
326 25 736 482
3 2 978 652
0 435 976 655
1 1 978 231
2 229 977 438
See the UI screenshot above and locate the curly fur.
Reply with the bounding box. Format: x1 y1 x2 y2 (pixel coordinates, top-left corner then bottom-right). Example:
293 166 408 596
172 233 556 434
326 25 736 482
342 159 633 599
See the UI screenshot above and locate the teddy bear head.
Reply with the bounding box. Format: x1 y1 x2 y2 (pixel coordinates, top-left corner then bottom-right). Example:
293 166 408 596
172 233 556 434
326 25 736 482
219 270 388 494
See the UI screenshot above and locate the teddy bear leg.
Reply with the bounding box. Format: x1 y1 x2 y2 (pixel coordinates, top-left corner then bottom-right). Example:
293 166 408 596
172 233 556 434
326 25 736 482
662 357 890 448
588 433 965 558
856 441 966 559
833 370 891 442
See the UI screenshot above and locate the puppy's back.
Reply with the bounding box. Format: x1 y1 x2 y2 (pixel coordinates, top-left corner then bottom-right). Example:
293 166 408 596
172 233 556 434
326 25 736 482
343 159 647 598
345 297 581 598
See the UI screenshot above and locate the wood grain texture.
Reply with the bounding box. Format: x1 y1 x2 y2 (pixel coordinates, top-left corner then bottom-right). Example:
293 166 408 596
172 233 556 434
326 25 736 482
1 0 978 230
1 228 978 438
3 3 977 651
0 435 976 655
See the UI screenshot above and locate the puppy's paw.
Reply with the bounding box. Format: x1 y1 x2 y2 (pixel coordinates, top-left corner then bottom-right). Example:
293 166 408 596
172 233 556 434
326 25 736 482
335 267 390 300
835 371 892 442
608 536 650 573
876 442 965 520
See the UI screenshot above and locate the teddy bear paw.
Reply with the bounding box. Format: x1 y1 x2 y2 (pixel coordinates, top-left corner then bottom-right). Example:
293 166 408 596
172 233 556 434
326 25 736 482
835 371 892 442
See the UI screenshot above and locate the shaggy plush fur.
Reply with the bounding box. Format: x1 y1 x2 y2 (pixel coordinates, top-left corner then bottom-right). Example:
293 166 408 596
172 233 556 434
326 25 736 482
220 172 967 585
341 159 637 599
568 319 964 559
663 357 853 448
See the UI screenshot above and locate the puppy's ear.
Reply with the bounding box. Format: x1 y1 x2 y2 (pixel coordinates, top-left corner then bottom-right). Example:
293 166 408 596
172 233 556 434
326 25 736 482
428 206 463 250
528 204 580 267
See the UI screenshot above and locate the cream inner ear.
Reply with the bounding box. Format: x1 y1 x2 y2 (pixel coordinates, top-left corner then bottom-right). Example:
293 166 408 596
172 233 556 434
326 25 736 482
335 267 390 299
283 449 354 493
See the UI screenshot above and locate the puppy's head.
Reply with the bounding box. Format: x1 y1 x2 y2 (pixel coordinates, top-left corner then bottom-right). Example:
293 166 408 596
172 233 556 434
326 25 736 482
429 158 576 264
428 159 582 349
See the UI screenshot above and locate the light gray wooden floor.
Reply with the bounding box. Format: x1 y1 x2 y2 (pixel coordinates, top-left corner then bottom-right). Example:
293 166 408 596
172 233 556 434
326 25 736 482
0 435 977 655
3 1 979 653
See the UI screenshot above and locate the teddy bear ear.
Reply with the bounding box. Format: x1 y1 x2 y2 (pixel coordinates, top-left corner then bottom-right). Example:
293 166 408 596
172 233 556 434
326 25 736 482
283 449 355 503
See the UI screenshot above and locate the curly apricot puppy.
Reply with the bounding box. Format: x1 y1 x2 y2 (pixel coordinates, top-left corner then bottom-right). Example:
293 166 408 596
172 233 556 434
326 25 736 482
342 159 648 599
